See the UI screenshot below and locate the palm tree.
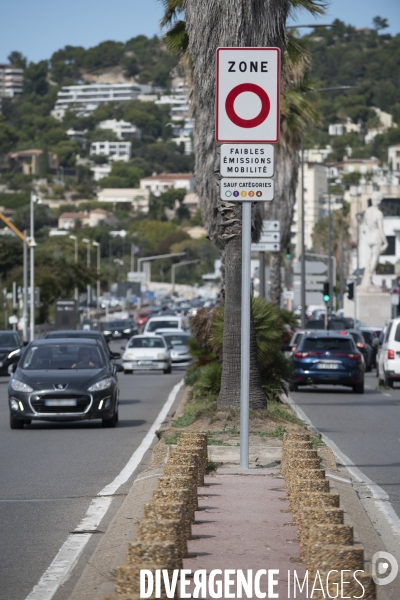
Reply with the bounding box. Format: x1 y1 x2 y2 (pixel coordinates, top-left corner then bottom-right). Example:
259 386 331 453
160 0 324 409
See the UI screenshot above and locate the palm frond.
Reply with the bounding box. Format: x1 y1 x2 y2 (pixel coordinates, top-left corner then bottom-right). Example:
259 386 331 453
164 20 189 55
160 0 184 27
288 0 326 17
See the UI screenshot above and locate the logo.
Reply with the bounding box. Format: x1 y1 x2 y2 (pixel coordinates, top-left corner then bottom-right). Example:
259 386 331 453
225 83 271 128
233 191 240 197
240 190 247 197
372 551 398 585
54 383 67 390
256 191 262 197
248 191 255 197
225 190 232 197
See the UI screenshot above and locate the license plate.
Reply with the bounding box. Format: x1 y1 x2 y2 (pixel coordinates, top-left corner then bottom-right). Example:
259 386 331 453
44 399 77 407
318 363 339 370
139 361 152 366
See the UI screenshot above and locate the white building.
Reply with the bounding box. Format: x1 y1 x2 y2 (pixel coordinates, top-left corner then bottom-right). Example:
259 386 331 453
292 162 328 256
302 146 332 163
53 83 142 116
328 118 361 136
91 163 112 181
90 141 131 161
66 128 87 145
97 119 141 140
171 135 192 155
139 172 194 196
97 188 150 213
388 144 400 172
0 65 23 98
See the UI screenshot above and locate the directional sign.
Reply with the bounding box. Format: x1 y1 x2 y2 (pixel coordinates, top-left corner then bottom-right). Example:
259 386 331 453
293 261 327 275
263 220 280 231
220 144 274 177
127 271 147 283
260 231 280 243
220 178 274 201
251 242 280 252
216 47 280 143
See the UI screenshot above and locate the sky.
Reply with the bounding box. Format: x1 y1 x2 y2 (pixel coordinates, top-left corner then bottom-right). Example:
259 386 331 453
0 0 399 64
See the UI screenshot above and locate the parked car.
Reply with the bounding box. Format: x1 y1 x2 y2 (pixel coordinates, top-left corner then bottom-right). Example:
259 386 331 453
8 338 121 429
143 315 190 335
359 327 379 368
290 331 364 393
0 331 24 376
122 335 171 374
377 318 400 387
102 319 139 340
344 329 373 372
44 329 121 362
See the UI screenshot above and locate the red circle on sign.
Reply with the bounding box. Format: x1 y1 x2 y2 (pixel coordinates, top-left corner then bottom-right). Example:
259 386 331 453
225 83 270 128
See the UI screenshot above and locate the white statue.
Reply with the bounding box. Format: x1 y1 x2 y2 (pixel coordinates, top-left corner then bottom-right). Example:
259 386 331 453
360 191 388 290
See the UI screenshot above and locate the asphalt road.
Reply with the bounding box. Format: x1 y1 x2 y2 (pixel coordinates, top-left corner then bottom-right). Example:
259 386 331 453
0 342 184 600
291 371 400 519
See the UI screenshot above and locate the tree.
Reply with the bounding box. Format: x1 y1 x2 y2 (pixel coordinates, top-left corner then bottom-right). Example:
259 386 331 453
7 51 27 69
372 16 389 32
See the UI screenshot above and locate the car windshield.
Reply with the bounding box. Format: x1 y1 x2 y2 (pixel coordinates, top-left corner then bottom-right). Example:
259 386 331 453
22 344 105 370
163 334 190 346
0 333 20 347
128 337 165 348
302 337 354 352
147 320 179 332
106 321 128 329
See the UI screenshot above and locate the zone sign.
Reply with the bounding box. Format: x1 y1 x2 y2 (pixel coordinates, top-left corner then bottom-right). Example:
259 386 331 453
216 47 280 143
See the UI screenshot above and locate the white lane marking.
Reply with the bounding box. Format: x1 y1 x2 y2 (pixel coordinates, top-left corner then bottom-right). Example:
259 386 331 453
286 393 400 541
326 473 352 484
25 378 184 600
383 393 392 397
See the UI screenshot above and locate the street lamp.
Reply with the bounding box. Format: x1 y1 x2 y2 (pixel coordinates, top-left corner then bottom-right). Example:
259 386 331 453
171 260 200 291
82 238 91 317
92 241 101 315
69 235 78 301
30 192 42 340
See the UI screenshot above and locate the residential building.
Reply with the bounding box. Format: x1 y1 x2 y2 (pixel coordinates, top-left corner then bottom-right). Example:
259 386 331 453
97 119 141 140
90 141 131 161
155 82 190 121
303 146 332 163
53 83 142 117
292 162 328 256
171 135 192 155
97 188 150 213
182 192 200 216
8 149 58 175
0 64 23 98
58 208 119 230
91 163 112 182
139 172 194 196
341 156 380 174
328 118 361 136
388 144 400 172
66 128 87 146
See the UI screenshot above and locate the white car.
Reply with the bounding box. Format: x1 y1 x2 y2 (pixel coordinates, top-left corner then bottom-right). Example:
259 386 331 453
143 315 190 335
377 319 400 387
122 335 172 374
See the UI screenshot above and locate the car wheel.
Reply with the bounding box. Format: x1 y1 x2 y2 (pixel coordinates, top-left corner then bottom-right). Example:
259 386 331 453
353 381 364 394
163 365 172 374
366 363 372 373
10 417 24 429
384 374 394 388
102 408 118 428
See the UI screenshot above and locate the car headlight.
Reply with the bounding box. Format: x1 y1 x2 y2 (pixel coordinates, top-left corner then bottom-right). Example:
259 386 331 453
11 378 33 393
123 328 131 333
88 377 112 392
124 353 135 359
103 330 111 335
157 353 167 359
7 348 21 359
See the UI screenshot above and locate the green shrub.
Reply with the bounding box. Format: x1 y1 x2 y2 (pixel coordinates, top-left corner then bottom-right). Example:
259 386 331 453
193 362 222 399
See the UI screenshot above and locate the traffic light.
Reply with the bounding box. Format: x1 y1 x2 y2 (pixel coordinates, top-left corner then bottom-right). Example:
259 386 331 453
347 282 354 300
323 282 330 303
286 247 291 259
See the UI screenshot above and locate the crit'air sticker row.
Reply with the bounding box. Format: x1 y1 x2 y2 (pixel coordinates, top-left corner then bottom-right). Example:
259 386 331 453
220 178 274 201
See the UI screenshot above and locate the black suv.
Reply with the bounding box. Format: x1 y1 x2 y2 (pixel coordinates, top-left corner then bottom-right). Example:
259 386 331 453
0 331 24 376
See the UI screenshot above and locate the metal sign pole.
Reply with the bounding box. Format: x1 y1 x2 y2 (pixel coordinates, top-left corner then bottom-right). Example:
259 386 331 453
240 201 252 469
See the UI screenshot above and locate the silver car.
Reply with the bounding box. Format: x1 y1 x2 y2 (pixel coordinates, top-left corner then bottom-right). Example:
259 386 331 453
161 331 192 367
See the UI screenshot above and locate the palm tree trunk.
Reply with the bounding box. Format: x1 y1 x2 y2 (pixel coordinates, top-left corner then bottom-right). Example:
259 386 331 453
185 0 289 409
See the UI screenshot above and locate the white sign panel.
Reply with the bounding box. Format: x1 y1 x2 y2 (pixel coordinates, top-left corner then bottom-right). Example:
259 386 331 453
216 47 280 143
220 178 274 201
260 231 280 243
220 144 274 177
263 220 280 231
251 242 280 252
127 271 147 283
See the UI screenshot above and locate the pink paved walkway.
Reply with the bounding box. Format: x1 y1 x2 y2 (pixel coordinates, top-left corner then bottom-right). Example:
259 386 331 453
181 469 308 599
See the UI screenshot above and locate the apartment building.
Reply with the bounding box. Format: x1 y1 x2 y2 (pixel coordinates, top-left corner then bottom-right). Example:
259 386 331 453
97 119 141 140
139 172 194 196
0 64 23 110
388 144 400 172
52 83 142 117
90 141 131 161
292 162 328 256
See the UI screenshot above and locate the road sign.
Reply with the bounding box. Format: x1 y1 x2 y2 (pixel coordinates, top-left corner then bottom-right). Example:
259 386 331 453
220 144 274 177
263 220 280 231
220 178 274 201
9 315 18 324
392 294 400 306
251 242 280 252
260 231 280 243
216 47 280 143
127 271 147 283
293 261 327 275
